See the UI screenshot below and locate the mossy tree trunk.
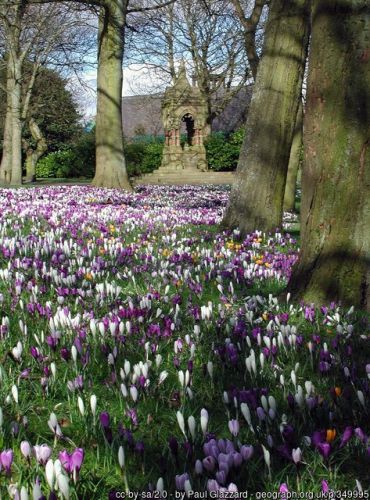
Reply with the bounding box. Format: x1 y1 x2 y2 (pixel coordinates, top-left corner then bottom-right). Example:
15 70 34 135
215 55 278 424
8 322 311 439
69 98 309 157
283 100 303 212
0 59 13 184
10 59 23 185
222 0 310 235
92 0 132 190
288 0 370 311
24 119 47 182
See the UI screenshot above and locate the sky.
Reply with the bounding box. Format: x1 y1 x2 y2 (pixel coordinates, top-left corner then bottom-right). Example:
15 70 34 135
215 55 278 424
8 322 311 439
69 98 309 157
74 64 170 121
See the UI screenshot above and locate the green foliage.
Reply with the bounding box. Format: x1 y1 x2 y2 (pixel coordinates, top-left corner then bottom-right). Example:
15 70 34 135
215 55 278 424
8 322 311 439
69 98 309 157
125 137 164 177
124 142 146 177
70 127 96 178
35 128 96 179
141 142 164 173
205 128 244 171
35 150 76 178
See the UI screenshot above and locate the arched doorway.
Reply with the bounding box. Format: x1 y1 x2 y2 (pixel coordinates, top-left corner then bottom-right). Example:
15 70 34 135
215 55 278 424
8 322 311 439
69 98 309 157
181 113 195 147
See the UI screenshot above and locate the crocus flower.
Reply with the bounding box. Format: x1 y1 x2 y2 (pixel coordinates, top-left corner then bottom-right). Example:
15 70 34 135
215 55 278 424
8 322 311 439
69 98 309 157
279 484 289 498
317 442 331 460
228 419 240 437
202 455 216 472
175 473 189 491
100 411 110 428
34 444 52 465
0 449 13 474
240 445 254 461
292 447 302 464
20 441 32 460
339 427 353 448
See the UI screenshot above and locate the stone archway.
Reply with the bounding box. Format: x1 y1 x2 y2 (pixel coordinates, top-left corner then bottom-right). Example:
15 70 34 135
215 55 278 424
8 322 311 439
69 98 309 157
161 62 208 172
182 113 194 146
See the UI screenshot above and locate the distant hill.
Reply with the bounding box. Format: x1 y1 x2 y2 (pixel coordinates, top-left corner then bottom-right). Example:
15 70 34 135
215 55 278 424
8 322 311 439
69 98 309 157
121 86 253 139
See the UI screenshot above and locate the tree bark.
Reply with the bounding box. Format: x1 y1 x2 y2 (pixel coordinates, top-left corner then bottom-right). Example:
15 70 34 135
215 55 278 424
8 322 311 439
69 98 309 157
0 58 14 184
288 0 370 311
24 118 47 182
92 0 132 190
222 0 310 235
283 100 303 212
10 59 23 185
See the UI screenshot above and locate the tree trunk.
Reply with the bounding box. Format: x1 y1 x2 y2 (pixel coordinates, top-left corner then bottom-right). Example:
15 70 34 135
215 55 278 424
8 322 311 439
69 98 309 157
10 60 23 185
288 0 370 311
283 100 303 212
92 0 132 190
222 0 310 235
24 119 47 182
0 59 14 184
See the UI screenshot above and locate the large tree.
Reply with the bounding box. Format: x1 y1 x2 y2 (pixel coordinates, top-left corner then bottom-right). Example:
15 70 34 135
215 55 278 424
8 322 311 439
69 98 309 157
288 0 370 310
125 0 251 137
1 0 174 189
222 0 310 235
0 1 93 185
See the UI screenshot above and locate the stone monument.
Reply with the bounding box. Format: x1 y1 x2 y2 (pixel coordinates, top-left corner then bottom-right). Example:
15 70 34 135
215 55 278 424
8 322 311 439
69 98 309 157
161 62 208 172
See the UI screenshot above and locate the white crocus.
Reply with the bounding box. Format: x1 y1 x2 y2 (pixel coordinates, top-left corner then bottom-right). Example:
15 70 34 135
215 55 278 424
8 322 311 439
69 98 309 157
20 487 29 500
11 384 19 404
118 446 125 469
130 386 138 403
200 408 209 435
158 371 168 385
45 459 55 489
77 396 85 416
176 410 186 437
187 415 196 440
90 394 97 416
57 473 70 500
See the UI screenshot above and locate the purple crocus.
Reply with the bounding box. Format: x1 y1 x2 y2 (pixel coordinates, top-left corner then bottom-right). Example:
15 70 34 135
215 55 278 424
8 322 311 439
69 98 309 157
339 426 353 448
175 472 189 491
228 419 240 437
100 411 110 428
317 442 331 460
202 455 216 472
59 448 84 477
240 445 254 461
0 449 13 474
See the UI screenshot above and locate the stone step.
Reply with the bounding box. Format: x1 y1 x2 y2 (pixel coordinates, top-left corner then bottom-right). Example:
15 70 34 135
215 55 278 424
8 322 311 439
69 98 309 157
134 173 235 185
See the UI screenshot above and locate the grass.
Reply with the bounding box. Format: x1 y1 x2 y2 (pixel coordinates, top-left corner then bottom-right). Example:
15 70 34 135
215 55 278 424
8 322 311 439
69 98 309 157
0 185 368 499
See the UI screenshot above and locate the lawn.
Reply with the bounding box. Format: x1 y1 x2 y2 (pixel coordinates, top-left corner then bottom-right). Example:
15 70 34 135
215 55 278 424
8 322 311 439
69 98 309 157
0 185 368 499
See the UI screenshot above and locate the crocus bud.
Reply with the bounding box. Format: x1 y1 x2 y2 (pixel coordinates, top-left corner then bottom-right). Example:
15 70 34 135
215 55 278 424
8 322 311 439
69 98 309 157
20 441 32 459
176 411 186 437
11 384 19 404
156 477 164 493
188 416 196 440
45 459 55 489
90 395 97 416
130 386 138 403
20 486 29 500
77 396 85 416
292 447 302 464
200 408 208 435
57 473 70 500
118 446 125 469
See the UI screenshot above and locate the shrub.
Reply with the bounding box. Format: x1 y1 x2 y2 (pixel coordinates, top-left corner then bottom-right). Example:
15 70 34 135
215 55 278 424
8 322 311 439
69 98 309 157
205 128 244 171
124 142 146 177
36 150 76 178
141 142 164 173
70 128 95 178
124 137 164 177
